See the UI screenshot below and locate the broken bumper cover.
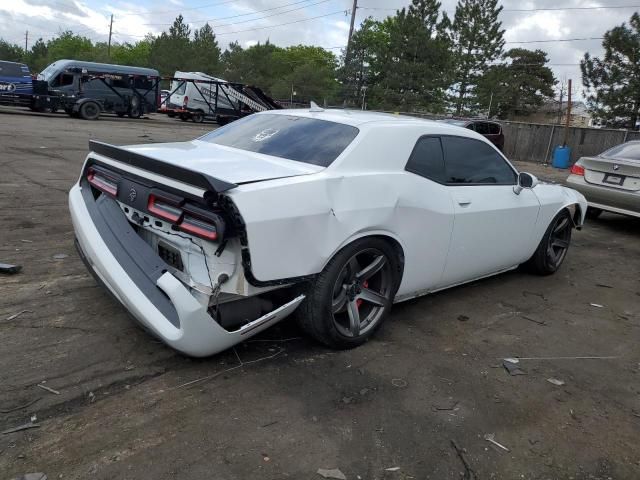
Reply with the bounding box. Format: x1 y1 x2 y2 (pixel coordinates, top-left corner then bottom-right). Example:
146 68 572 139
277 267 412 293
68 183 304 357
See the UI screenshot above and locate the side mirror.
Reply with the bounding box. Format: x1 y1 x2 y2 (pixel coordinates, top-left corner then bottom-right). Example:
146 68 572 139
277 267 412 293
513 172 539 195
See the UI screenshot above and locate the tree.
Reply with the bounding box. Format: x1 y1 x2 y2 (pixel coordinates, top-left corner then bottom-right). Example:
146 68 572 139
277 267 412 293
0 40 24 63
25 38 48 72
191 23 221 74
270 45 339 102
110 37 153 68
339 17 389 107
581 12 640 129
149 15 192 76
477 48 556 118
46 31 95 62
340 1 452 112
449 0 505 115
372 0 452 111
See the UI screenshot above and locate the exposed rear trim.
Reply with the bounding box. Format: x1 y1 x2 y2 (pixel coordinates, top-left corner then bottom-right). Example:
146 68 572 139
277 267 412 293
89 140 238 194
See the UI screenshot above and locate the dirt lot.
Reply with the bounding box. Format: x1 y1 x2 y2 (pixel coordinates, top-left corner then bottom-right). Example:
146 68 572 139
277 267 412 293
1 108 639 480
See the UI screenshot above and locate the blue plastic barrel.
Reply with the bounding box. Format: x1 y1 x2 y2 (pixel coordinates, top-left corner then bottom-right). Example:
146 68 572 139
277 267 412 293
552 145 571 169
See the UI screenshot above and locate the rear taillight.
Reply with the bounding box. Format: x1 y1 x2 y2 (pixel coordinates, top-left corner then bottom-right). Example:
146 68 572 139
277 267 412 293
183 96 188 109
179 204 222 241
148 191 222 242
87 167 118 196
570 163 585 176
147 191 183 223
180 215 218 241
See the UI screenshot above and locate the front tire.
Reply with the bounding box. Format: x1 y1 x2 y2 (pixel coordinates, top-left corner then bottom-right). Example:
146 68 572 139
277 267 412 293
523 209 573 275
297 238 401 349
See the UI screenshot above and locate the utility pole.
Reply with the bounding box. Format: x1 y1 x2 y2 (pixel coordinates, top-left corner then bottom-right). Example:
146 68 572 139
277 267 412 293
345 0 358 61
107 14 114 59
24 30 28 52
557 79 565 125
563 79 572 147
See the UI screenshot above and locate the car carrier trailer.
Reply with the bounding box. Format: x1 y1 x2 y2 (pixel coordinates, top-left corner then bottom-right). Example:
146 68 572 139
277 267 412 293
160 72 282 124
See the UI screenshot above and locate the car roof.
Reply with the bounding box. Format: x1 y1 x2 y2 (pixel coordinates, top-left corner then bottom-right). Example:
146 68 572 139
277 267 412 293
0 60 28 67
261 108 451 127
258 109 500 141
44 59 159 77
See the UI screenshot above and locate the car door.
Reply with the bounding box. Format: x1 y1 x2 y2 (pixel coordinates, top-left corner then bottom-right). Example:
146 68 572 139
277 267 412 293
398 136 455 294
439 135 540 286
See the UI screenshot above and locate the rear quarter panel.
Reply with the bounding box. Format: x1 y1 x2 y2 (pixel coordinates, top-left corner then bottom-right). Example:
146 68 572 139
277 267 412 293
226 124 456 296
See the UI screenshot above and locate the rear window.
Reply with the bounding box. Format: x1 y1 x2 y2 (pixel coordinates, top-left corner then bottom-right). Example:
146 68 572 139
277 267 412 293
0 62 28 77
200 114 359 167
600 142 640 161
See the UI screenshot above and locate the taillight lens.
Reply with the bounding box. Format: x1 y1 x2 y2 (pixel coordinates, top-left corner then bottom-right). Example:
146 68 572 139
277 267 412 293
183 96 188 109
147 192 183 222
180 215 218 241
87 167 118 196
570 163 585 176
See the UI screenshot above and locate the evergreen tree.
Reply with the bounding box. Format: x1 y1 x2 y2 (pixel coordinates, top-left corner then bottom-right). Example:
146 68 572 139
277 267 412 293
477 48 556 119
150 15 193 76
338 17 388 107
0 40 24 63
581 13 640 129
375 0 451 111
191 23 221 74
26 38 49 72
449 0 505 115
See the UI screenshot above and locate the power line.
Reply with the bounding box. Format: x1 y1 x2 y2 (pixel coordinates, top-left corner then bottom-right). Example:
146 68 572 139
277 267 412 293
142 0 317 26
358 4 640 12
505 37 604 44
203 0 332 29
502 4 640 12
116 0 239 18
116 9 348 38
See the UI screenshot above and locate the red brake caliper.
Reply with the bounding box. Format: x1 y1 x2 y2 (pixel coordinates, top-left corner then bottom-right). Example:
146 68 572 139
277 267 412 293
356 280 369 309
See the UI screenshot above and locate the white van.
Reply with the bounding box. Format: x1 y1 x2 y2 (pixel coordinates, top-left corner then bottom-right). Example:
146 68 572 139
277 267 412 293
168 71 244 123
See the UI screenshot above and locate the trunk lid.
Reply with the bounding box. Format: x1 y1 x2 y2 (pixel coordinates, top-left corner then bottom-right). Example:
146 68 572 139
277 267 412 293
123 140 324 185
580 155 640 192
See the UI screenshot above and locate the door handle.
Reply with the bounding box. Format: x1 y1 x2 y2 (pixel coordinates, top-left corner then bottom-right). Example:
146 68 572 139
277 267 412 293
456 197 472 206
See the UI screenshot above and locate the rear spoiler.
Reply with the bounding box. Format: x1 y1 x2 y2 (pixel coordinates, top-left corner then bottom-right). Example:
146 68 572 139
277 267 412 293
88 140 237 194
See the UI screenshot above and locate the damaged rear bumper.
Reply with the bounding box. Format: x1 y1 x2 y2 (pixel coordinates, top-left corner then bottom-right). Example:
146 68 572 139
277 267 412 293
69 183 304 357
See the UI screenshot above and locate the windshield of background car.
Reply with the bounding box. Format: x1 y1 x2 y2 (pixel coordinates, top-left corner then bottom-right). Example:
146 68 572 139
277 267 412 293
200 114 360 167
600 142 640 161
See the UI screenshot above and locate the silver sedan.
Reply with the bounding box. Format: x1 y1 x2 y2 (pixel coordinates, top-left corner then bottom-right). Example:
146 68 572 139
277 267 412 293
567 141 640 219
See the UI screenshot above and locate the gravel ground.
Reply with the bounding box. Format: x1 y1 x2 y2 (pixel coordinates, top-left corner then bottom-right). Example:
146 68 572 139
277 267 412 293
1 108 639 480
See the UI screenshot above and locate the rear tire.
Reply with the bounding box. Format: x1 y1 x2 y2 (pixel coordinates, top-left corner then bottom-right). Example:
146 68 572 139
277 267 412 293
192 110 205 123
523 209 573 275
586 207 602 219
296 238 401 349
79 101 100 120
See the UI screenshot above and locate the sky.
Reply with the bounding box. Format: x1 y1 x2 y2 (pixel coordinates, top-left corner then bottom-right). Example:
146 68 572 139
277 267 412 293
1 0 639 98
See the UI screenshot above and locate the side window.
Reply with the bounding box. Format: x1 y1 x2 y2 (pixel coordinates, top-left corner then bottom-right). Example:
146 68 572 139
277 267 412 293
112 77 130 89
473 122 490 135
405 136 446 183
54 73 74 87
174 81 187 95
442 136 516 185
488 123 501 135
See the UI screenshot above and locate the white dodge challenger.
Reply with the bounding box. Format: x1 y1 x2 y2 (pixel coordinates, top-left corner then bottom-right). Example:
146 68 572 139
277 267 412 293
69 108 587 356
